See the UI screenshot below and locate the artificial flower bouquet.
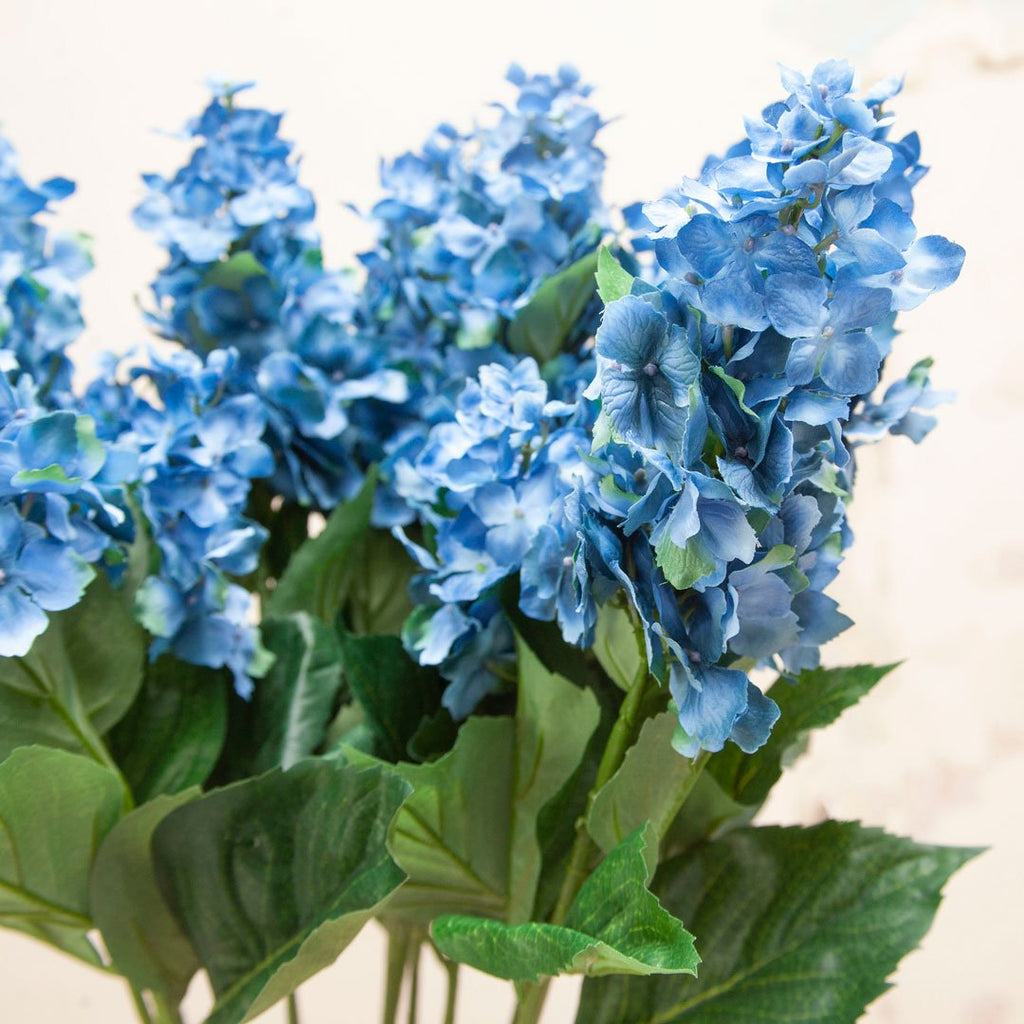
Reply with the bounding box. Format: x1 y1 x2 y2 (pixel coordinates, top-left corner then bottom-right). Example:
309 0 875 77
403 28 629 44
0 60 972 1024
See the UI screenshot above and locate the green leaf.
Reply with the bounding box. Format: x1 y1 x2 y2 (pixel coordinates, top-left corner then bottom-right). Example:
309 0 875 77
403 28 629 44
654 534 716 591
336 631 444 763
264 471 376 623
243 614 344 774
153 759 409 1024
588 710 701 865
593 602 642 691
341 528 417 636
0 570 146 763
0 747 123 963
708 664 897 809
432 827 698 982
596 246 635 305
577 821 980 1023
355 635 599 926
108 657 227 803
202 251 267 290
507 250 600 364
90 790 202 1005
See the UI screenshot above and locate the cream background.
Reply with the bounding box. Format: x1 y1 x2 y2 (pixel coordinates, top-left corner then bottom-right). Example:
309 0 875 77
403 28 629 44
0 0 1021 1020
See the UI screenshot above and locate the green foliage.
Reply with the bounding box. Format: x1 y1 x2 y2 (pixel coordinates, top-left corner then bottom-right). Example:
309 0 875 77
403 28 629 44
241 614 344 774
353 636 600 926
588 710 700 863
577 821 979 1023
596 246 635 305
507 250 600 364
654 534 716 591
708 664 897 809
108 657 227 803
593 602 642 691
91 789 202 1005
264 471 376 623
432 827 698 982
0 570 145 763
336 631 445 763
0 746 124 965
152 758 409 1024
341 528 417 636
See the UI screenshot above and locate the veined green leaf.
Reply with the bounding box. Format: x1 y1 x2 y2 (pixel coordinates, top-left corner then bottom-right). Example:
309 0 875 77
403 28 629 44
577 821 980 1023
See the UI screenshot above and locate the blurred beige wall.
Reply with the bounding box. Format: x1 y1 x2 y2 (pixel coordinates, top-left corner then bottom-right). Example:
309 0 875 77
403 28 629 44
1 0 1020 1020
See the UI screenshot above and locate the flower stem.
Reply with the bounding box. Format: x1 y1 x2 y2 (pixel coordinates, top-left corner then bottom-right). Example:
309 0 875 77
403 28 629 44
512 659 657 1024
405 944 420 1024
382 926 411 1024
127 983 152 1024
287 992 300 1024
440 954 459 1024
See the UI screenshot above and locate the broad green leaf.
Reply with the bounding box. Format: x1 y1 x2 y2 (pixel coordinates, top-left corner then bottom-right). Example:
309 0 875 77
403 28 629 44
91 789 202 1004
507 250 600 364
243 614 343 774
432 827 698 982
341 528 417 636
654 534 715 591
708 664 896 809
0 570 146 762
508 636 600 924
264 471 376 623
354 637 599 926
593 603 642 691
658 771 754 861
337 631 445 763
596 246 635 304
588 711 700 866
108 657 227 803
0 747 123 963
577 821 980 1023
153 759 408 1024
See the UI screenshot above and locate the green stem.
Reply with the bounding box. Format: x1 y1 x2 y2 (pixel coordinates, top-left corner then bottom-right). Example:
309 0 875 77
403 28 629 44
405 944 420 1024
383 926 411 1024
152 992 184 1024
127 983 152 1024
442 958 459 1024
513 658 657 1024
287 992 300 1024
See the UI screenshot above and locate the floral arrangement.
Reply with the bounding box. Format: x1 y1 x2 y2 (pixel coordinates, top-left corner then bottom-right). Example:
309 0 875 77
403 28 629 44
0 60 972 1024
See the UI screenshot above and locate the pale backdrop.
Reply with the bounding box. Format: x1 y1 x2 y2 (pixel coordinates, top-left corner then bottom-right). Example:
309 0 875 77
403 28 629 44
0 0 1020 1020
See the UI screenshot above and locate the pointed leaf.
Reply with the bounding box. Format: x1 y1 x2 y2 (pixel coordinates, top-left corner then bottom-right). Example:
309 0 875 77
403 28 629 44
0 747 122 960
577 821 979 1023
432 827 698 982
337 631 445 763
264 471 376 623
508 250 600 364
108 657 227 803
0 570 146 761
91 789 202 1005
708 664 896 809
246 614 343 773
597 246 635 305
152 759 408 1024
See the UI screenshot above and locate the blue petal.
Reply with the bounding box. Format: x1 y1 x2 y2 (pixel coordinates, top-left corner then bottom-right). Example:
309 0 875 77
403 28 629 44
0 585 48 657
15 538 94 611
819 331 881 395
671 663 750 754
728 683 780 753
766 273 828 339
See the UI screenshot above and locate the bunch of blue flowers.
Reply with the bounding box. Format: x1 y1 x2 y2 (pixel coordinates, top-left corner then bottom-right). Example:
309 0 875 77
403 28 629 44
0 137 92 408
0 62 975 1024
396 59 963 755
134 81 409 510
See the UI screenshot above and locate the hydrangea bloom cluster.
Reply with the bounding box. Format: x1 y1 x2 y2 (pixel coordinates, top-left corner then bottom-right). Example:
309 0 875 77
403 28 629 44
397 61 963 755
0 372 134 656
360 64 608 360
0 136 92 408
85 348 273 695
134 82 408 509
